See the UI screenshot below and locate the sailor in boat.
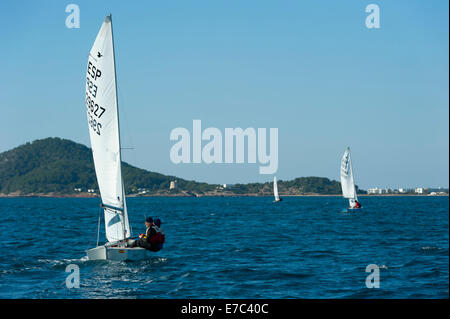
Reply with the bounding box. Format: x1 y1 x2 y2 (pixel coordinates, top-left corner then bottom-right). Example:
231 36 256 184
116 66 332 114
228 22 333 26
128 217 165 252
354 200 362 208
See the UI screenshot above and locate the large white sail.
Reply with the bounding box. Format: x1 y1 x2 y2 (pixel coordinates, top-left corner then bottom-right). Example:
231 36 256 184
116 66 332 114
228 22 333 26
274 176 280 201
340 147 358 207
86 16 130 242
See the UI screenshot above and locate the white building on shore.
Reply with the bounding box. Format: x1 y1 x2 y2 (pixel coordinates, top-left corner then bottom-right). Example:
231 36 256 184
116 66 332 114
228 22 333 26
170 180 178 190
415 187 424 194
367 187 385 194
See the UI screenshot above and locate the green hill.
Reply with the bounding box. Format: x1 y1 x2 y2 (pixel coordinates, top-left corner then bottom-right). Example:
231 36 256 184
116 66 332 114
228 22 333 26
230 176 355 195
0 138 363 196
0 138 215 195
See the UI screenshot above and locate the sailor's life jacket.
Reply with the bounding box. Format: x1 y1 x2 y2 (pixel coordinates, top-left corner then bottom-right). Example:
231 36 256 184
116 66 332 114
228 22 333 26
149 225 165 252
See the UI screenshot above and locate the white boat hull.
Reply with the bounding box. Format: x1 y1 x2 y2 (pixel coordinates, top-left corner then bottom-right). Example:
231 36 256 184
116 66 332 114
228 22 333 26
86 245 150 261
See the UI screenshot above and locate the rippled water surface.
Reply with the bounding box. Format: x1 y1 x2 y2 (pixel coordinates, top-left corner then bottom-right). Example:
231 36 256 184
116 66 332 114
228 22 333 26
0 196 448 298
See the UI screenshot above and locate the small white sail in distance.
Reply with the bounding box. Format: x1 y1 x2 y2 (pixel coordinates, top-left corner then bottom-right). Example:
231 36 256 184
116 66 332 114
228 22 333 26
340 147 358 208
273 176 280 202
86 15 131 242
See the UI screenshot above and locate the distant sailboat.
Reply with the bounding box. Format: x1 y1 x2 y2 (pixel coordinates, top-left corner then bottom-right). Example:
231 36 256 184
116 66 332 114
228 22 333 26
340 147 361 210
85 15 149 261
273 176 282 202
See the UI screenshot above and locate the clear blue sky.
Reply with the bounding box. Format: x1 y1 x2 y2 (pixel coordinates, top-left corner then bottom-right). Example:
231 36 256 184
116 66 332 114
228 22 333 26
0 0 448 189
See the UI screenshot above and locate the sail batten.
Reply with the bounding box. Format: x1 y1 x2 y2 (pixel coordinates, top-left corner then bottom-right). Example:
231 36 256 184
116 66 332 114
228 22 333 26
101 203 124 212
86 16 130 242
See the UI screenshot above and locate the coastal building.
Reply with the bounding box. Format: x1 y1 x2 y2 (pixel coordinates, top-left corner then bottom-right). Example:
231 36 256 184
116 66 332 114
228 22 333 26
367 187 385 194
415 187 424 194
170 180 178 190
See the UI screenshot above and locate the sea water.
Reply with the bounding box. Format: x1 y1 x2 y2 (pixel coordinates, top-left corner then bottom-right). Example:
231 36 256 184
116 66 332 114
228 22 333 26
0 196 447 298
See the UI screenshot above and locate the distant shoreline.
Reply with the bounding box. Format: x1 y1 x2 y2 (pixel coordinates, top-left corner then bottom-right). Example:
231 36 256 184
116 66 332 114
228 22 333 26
0 193 447 198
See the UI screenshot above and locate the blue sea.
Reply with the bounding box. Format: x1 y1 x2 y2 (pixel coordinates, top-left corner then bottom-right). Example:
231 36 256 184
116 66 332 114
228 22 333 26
0 196 448 299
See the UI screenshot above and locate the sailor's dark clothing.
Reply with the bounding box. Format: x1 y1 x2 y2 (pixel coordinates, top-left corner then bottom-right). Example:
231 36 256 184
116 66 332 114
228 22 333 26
130 226 156 250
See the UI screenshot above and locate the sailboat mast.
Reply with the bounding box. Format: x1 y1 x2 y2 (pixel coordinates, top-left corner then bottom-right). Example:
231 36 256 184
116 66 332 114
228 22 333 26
109 14 127 241
348 148 358 201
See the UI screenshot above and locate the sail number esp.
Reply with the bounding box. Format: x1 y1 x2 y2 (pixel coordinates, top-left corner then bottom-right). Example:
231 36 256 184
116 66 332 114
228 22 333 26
86 61 105 136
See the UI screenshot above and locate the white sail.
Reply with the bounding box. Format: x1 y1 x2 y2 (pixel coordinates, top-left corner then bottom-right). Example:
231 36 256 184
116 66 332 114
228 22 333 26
273 176 280 201
340 147 358 207
86 16 130 242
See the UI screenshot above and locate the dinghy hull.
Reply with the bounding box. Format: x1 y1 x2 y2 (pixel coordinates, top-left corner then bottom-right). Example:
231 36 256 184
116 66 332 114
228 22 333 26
346 207 363 212
86 245 149 261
